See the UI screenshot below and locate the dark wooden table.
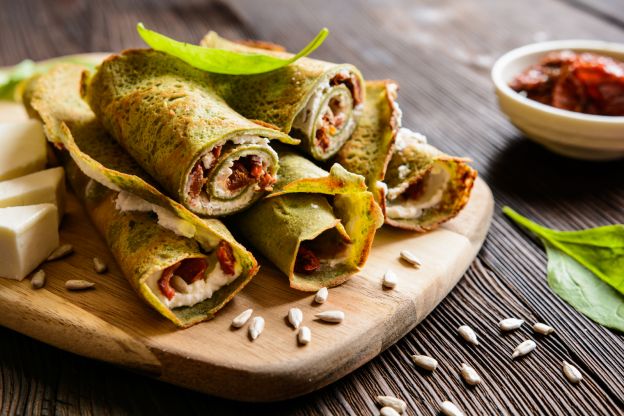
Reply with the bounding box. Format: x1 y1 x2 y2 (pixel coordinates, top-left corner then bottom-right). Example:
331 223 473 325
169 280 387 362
1 0 623 414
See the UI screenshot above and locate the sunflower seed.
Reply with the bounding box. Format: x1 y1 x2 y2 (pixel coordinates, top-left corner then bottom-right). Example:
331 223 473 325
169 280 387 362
376 396 407 414
380 406 401 416
315 310 344 323
249 316 264 340
411 354 438 371
65 279 95 290
512 339 536 359
440 401 464 416
288 307 303 329
399 250 421 268
314 287 328 304
92 257 107 273
460 363 481 385
458 325 479 346
231 308 253 328
298 326 311 345
47 244 73 261
533 322 554 335
382 269 397 289
562 361 583 384
499 318 524 332
170 275 189 294
30 270 46 289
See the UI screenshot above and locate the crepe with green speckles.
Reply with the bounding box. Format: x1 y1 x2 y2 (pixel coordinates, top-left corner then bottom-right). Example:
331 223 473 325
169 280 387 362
337 80 477 232
233 148 383 291
22 63 258 328
83 49 298 217
200 32 365 161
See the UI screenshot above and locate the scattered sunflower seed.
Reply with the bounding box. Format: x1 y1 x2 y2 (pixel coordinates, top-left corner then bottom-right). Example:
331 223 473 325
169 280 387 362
533 322 554 335
47 244 73 261
460 363 481 386
562 361 583 384
376 395 407 414
314 287 328 304
298 326 311 345
411 354 438 372
231 308 253 328
440 401 464 416
512 339 536 359
249 316 264 340
458 325 479 346
315 310 344 323
380 407 400 416
499 318 524 332
288 307 303 329
65 279 95 291
92 257 108 273
170 275 189 294
382 269 397 289
30 270 46 289
399 250 421 268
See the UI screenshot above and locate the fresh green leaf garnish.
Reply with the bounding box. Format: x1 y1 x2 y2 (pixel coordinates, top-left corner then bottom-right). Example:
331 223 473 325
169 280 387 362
544 242 624 332
503 206 624 295
0 59 37 100
0 57 96 102
137 23 329 75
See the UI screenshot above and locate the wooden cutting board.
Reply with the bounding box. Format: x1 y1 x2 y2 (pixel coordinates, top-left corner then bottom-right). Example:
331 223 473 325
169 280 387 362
0 63 493 401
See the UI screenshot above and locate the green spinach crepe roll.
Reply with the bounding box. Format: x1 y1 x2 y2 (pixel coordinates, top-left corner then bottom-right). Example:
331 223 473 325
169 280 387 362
337 80 477 232
23 63 258 327
83 49 298 217
234 149 383 291
200 32 365 161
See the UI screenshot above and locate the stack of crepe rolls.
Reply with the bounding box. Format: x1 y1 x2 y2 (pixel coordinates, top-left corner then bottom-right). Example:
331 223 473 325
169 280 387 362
200 32 365 161
337 80 477 232
234 148 383 291
83 49 298 217
23 63 258 327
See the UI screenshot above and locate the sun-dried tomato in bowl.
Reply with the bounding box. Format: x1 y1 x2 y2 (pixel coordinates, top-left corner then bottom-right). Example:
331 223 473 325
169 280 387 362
509 50 624 116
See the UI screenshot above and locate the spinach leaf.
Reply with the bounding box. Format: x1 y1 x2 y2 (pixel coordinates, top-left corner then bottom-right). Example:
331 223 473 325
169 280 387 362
503 206 624 295
545 242 624 332
137 23 329 75
1 58 96 102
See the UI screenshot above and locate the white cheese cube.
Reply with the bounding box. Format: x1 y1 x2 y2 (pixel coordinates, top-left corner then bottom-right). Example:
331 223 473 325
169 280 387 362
0 203 58 281
0 167 65 221
0 121 47 181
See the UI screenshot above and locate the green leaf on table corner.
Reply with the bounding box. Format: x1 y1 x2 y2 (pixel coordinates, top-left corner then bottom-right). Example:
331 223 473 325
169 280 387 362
545 241 624 332
0 59 37 100
136 23 329 75
503 206 624 295
0 57 96 102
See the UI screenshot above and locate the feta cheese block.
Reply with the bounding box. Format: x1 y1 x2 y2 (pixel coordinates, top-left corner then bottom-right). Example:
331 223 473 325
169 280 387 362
0 121 47 181
0 167 66 221
0 203 59 281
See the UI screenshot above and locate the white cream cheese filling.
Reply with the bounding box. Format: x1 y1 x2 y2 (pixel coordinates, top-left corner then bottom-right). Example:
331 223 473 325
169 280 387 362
184 136 277 215
386 164 450 220
147 261 241 309
115 191 196 238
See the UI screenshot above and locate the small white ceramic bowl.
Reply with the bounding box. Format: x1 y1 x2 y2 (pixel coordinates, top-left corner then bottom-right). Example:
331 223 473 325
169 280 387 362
492 40 624 161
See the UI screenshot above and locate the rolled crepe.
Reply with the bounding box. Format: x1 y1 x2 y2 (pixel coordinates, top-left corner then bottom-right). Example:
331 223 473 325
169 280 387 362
83 49 298 217
23 63 258 327
200 32 365 161
233 148 383 291
337 80 477 232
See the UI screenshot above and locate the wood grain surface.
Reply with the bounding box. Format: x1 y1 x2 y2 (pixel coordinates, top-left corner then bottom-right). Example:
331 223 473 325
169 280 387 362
0 0 623 414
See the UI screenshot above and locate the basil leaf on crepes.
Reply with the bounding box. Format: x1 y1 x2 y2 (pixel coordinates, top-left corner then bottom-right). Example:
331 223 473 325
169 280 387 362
200 32 365 161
